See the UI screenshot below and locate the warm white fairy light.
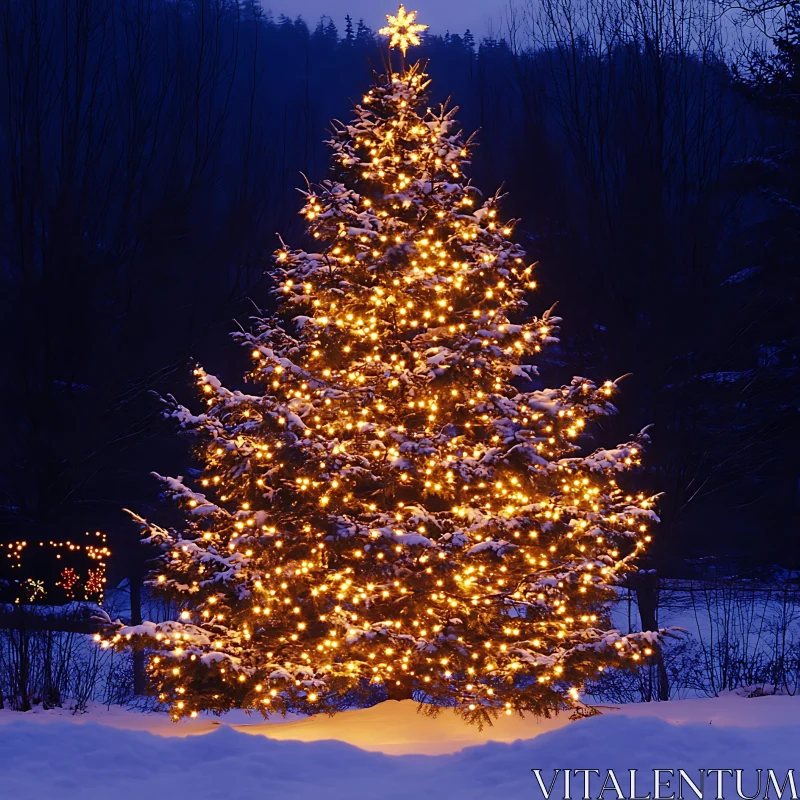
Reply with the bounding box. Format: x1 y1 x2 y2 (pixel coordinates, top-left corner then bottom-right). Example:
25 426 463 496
3 532 109 603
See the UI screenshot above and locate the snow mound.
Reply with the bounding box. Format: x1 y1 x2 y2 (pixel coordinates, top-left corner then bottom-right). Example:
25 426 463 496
1 695 800 798
3 693 799 755
1 699 799 800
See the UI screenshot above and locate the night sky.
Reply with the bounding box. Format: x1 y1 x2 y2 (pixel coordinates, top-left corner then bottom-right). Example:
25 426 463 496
262 0 509 37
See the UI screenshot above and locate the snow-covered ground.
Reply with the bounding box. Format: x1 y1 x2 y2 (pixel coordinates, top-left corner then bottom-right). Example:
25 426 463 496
1 694 799 798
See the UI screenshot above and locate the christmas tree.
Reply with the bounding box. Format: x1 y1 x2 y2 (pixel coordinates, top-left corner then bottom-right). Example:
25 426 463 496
110 6 661 723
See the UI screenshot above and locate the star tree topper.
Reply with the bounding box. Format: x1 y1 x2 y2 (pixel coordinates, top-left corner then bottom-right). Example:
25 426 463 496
379 5 428 55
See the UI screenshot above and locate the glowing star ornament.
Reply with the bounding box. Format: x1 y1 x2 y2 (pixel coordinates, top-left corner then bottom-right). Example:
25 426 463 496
379 5 428 55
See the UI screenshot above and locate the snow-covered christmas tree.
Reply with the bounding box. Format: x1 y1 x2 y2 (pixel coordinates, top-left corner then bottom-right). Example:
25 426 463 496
109 5 661 724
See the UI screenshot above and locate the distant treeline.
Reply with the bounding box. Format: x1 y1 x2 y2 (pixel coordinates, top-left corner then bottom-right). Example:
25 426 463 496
0 0 797 594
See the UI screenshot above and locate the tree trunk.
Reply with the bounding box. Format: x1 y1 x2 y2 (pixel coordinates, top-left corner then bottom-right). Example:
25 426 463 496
13 607 32 712
129 576 147 696
384 676 415 701
627 570 669 701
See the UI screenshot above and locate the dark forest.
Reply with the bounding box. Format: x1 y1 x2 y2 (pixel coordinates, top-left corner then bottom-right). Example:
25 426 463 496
1 0 797 600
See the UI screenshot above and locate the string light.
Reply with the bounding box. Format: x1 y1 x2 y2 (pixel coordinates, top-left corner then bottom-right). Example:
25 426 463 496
2 532 109 604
